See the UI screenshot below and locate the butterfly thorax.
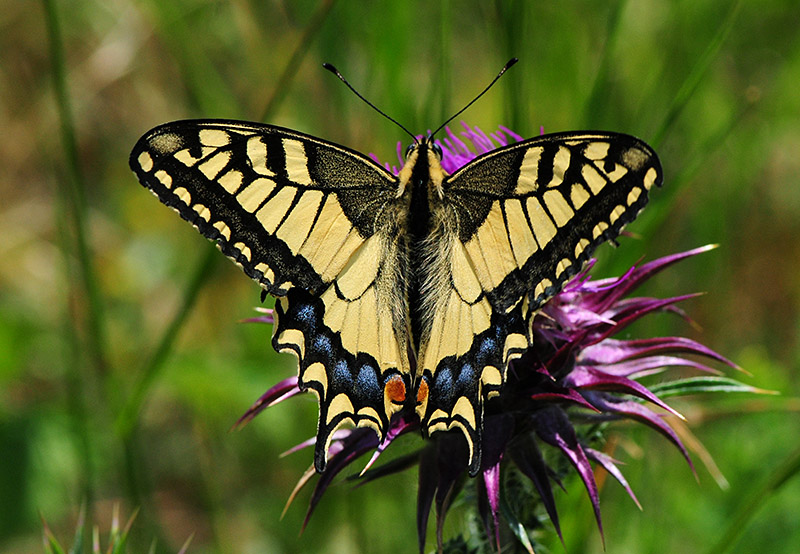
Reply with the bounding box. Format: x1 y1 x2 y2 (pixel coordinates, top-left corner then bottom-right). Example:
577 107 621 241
398 140 453 364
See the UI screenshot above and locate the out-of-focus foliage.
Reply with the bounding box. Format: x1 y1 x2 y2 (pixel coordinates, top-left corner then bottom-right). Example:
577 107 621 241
1 1 799 552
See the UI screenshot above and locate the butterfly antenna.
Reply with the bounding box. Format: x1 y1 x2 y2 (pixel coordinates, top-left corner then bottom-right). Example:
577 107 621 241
323 63 418 143
430 58 518 138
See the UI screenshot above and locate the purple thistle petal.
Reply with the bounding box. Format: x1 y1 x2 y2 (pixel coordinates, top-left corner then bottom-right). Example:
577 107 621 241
234 376 301 428
600 293 702 324
480 461 502 551
281 436 318 458
585 295 703 346
580 245 717 312
534 408 605 544
281 429 352 458
528 388 601 412
591 355 722 378
581 337 738 370
360 417 417 474
564 366 684 418
355 451 421 484
585 447 642 510
587 395 695 474
510 440 563 541
479 415 513 549
499 125 524 142
303 428 381 530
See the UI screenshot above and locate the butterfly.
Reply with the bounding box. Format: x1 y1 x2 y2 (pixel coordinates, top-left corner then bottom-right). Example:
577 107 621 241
130 116 661 476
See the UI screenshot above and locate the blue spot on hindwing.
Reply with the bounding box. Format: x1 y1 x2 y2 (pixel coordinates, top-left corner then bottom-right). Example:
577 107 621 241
332 360 352 389
294 302 317 329
355 364 381 402
313 334 332 356
456 363 475 391
433 367 454 404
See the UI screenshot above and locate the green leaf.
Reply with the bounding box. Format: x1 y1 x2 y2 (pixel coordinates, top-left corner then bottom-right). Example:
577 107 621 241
649 376 772 398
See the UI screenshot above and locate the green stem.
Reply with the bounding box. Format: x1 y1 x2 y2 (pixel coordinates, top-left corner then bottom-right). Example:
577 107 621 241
42 0 110 513
42 0 109 379
259 0 338 121
651 0 743 149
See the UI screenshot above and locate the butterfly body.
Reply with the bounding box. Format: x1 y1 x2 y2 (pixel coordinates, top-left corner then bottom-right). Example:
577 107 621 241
131 120 661 475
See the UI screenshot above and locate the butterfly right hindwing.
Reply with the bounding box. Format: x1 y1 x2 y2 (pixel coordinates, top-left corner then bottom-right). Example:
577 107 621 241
415 132 663 474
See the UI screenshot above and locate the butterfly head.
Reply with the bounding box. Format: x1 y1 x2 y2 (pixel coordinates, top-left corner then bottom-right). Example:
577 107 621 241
396 137 447 200
403 137 443 161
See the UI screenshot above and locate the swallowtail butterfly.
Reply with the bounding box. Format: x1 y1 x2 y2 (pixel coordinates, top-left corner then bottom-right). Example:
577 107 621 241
130 68 661 476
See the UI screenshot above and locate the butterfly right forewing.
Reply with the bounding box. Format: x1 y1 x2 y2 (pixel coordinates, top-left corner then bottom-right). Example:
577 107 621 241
415 132 663 474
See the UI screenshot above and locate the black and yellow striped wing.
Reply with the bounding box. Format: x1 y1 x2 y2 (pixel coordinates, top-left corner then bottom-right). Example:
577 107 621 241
416 132 662 474
130 120 412 471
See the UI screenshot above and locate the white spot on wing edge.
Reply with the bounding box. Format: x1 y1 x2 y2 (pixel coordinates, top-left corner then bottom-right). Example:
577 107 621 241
137 151 153 172
213 220 231 240
173 187 191 206
155 170 172 189
644 166 658 190
193 204 211 221
609 204 626 224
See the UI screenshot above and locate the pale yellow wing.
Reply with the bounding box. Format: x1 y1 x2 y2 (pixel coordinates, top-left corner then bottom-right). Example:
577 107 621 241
130 120 411 472
416 132 662 474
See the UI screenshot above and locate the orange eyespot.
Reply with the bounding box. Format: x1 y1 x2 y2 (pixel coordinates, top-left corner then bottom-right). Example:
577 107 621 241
416 378 429 405
385 374 407 404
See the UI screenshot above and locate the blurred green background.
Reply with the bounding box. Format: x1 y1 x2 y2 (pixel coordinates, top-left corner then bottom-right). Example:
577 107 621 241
2 0 800 552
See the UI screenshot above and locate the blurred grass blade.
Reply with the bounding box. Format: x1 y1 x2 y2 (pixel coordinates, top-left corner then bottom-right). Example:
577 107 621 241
580 0 626 128
42 0 106 509
140 1 242 115
259 0 337 121
707 445 800 554
42 0 109 376
41 516 67 554
651 0 742 148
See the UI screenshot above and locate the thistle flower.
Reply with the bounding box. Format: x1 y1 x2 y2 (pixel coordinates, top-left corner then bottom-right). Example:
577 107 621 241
239 124 742 553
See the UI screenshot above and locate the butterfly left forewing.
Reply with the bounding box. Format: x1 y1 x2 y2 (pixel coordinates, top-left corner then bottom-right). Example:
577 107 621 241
131 120 412 471
418 132 662 474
